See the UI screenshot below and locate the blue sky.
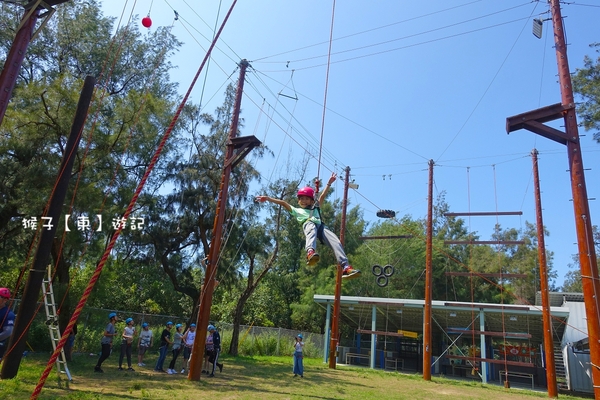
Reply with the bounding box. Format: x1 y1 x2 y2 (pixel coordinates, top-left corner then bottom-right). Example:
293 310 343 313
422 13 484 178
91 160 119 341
100 0 600 288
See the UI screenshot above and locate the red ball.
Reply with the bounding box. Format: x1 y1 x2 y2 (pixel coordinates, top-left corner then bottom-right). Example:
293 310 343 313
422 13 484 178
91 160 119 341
141 16 152 28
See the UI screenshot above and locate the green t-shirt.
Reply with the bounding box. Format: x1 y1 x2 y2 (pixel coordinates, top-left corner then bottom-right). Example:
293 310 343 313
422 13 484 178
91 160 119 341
289 205 321 225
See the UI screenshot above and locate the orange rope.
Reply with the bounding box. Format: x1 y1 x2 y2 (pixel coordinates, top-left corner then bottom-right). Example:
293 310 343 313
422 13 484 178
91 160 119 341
30 1 238 397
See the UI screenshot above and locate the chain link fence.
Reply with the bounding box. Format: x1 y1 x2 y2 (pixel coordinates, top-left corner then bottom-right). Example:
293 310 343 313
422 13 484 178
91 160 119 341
14 303 324 358
218 323 324 358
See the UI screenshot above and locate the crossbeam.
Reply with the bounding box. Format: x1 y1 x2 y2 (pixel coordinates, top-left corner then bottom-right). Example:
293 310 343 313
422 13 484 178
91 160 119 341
444 240 525 245
445 272 527 278
359 235 413 240
444 212 522 217
358 301 404 307
446 328 531 339
357 329 405 337
444 302 530 311
446 355 534 368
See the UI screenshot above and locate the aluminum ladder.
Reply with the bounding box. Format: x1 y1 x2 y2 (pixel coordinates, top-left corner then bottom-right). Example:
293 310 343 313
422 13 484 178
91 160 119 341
42 265 72 385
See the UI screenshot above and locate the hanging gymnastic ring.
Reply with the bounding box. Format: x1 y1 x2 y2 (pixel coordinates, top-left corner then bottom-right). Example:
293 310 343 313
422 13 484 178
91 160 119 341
376 275 388 287
372 264 383 276
383 265 395 277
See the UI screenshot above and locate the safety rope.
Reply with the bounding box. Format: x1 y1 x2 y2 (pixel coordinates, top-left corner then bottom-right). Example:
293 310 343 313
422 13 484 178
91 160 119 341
315 0 336 194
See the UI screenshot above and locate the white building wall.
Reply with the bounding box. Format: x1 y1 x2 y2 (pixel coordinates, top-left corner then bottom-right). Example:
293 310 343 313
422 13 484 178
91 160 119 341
562 301 592 393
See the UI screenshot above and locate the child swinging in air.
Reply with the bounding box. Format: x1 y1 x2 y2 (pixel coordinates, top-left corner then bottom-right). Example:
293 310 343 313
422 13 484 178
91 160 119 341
256 172 360 279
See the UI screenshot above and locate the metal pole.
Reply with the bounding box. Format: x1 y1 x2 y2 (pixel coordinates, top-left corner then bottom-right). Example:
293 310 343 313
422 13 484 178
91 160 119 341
188 60 249 381
0 7 39 127
550 3 600 398
531 149 558 398
423 159 434 380
1 75 96 379
328 166 350 368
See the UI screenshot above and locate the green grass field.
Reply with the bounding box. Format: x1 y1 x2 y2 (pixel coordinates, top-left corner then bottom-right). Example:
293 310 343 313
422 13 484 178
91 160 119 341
0 353 591 399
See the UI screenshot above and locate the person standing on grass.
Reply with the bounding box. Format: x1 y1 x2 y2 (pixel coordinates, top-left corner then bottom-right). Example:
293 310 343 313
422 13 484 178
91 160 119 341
207 324 223 377
293 333 304 378
64 321 77 362
203 327 214 374
137 322 153 367
181 323 196 374
154 321 173 373
167 323 184 374
94 312 118 373
118 317 136 371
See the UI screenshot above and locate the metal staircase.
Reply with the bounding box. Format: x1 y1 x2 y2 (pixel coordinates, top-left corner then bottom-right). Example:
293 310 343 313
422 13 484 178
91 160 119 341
42 265 72 385
553 344 568 390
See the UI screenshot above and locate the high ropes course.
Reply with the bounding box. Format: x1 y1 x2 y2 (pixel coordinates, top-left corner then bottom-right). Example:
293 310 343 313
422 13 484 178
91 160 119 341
0 0 598 399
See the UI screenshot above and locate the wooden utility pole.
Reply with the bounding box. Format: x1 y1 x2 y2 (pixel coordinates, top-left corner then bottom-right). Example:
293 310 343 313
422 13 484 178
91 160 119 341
507 2 600 398
531 149 558 398
328 166 350 368
0 0 69 127
423 160 434 380
188 60 261 381
1 75 95 379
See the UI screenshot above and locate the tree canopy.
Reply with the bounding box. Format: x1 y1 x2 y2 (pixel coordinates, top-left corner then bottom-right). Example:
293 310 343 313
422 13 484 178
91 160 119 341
573 42 600 142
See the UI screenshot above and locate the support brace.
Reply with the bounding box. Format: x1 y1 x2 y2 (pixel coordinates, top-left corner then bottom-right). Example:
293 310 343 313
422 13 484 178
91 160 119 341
506 102 576 145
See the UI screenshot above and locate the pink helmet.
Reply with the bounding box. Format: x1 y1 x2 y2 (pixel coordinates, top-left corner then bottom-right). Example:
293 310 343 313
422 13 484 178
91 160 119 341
0 287 10 299
297 187 315 200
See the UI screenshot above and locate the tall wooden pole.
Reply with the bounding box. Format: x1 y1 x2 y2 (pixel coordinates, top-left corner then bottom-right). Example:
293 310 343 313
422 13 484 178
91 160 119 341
1 75 96 379
0 7 39 127
550 3 600 398
188 60 249 381
328 166 350 368
423 159 434 380
531 149 558 398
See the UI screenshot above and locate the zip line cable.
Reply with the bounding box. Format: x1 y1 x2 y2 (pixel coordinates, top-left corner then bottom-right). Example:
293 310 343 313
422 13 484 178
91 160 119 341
195 0 223 112
316 0 337 190
252 0 484 62
163 0 241 65
171 13 239 95
435 1 540 162
31 1 239 396
244 73 342 172
256 2 532 66
252 69 430 162
256 16 535 73
241 80 337 175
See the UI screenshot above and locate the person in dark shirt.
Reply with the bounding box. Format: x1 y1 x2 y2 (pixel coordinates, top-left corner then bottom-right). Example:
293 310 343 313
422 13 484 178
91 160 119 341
207 324 223 377
154 321 173 372
94 313 117 373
